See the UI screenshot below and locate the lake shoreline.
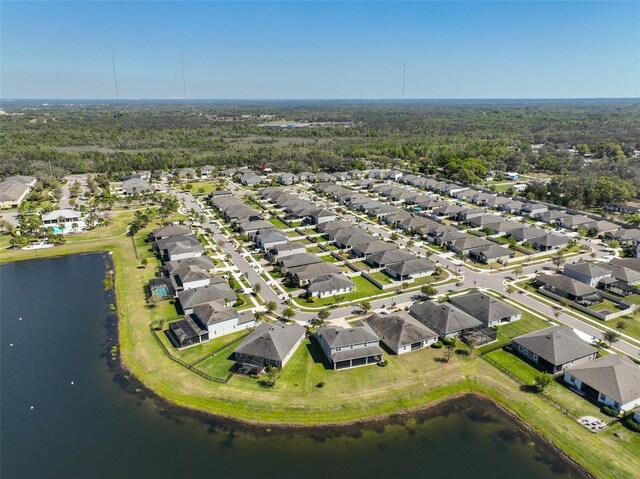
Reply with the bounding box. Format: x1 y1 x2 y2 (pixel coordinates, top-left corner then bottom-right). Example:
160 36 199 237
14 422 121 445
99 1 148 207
0 248 607 479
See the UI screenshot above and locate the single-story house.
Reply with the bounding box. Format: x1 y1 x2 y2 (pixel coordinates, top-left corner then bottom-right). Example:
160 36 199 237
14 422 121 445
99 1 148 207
535 274 602 305
163 256 215 276
367 249 416 268
364 312 438 354
255 230 288 251
536 209 568 224
315 325 384 370
149 224 192 242
529 234 569 252
41 209 82 225
307 274 356 298
558 215 595 231
269 241 307 259
564 354 640 413
0 175 37 209
278 253 322 272
563 262 612 287
448 236 493 255
309 209 337 225
511 326 598 373
409 301 483 340
449 292 521 327
233 323 306 373
290 262 342 286
351 240 396 258
468 245 515 264
384 258 435 281
121 178 152 195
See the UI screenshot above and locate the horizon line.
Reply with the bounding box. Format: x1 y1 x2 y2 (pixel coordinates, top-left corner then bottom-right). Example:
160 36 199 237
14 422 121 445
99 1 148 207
2 97 639 102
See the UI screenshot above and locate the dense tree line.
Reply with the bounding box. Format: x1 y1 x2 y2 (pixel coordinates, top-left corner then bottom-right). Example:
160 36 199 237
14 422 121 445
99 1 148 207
1 101 639 206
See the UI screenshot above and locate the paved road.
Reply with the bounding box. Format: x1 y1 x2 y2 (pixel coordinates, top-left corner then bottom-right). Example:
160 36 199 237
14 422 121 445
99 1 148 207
173 189 285 315
170 183 640 358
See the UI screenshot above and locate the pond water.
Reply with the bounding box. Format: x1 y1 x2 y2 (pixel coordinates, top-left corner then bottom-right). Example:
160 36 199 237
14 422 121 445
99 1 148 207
0 254 589 479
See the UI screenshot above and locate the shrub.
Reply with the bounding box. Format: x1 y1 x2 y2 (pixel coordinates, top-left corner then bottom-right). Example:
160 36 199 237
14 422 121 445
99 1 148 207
431 341 443 349
316 381 325 388
377 360 388 367
623 417 640 433
602 406 620 417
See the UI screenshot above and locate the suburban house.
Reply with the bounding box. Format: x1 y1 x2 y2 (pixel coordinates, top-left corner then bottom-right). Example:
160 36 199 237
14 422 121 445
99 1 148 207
563 262 612 287
121 178 152 195
558 215 594 231
289 262 342 286
191 302 256 339
511 326 598 373
535 274 602 305
529 234 569 252
169 264 221 291
606 228 640 246
155 234 204 261
269 242 306 259
278 253 322 272
468 244 515 264
536 209 568 224
200 165 215 178
314 325 384 370
449 292 521 327
307 274 356 298
364 312 438 354
163 256 214 276
149 224 192 242
0 175 37 209
309 209 337 225
177 283 237 314
233 323 306 374
409 301 483 340
384 258 435 281
521 202 548 217
255 230 288 250
41 209 82 225
448 236 493 255
351 240 396 258
367 249 416 268
563 354 640 413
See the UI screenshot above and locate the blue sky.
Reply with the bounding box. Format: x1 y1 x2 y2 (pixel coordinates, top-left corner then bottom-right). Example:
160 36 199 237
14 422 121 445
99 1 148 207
2 1 638 99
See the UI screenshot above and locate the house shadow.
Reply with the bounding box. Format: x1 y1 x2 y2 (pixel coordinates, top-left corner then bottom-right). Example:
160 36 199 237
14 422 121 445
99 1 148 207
305 340 333 370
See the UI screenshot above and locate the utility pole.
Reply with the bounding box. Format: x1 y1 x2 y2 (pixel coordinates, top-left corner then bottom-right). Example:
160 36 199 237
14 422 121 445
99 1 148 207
180 52 187 103
402 62 406 100
111 51 120 100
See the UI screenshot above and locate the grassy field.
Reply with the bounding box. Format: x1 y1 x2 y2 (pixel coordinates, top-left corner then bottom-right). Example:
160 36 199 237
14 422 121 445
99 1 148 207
296 275 383 307
183 181 223 195
2 209 639 479
268 217 289 229
480 312 550 352
369 271 394 285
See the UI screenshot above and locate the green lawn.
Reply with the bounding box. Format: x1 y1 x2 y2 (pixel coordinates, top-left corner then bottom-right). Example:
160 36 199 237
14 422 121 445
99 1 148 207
268 217 290 229
481 311 550 352
369 271 394 285
194 337 249 378
300 275 383 307
286 230 302 238
351 261 370 271
183 181 223 194
320 254 341 263
306 246 324 254
484 349 604 420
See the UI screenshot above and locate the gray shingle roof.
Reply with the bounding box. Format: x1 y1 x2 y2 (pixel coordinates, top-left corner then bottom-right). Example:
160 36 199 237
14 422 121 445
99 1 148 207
164 256 215 275
177 284 237 309
307 274 355 293
564 262 612 279
368 249 416 266
316 325 380 348
449 292 519 326
385 258 435 276
566 354 640 405
512 326 597 366
537 274 599 297
409 301 483 337
364 312 437 350
234 323 306 362
193 302 239 325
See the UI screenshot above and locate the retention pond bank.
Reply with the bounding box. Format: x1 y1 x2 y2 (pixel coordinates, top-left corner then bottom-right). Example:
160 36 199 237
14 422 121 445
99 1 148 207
1 254 590 478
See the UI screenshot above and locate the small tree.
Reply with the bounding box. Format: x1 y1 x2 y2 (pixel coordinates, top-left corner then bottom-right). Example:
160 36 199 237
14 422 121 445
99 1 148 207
265 300 277 313
390 232 399 241
359 300 371 313
443 344 454 363
603 330 620 346
513 265 524 279
615 320 626 331
506 285 515 297
282 307 295 321
421 285 437 300
140 257 148 268
534 373 552 392
317 309 330 322
552 250 565 271
253 283 262 295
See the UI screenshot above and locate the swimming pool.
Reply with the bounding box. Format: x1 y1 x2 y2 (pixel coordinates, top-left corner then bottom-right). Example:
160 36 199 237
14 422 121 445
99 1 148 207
151 285 170 299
